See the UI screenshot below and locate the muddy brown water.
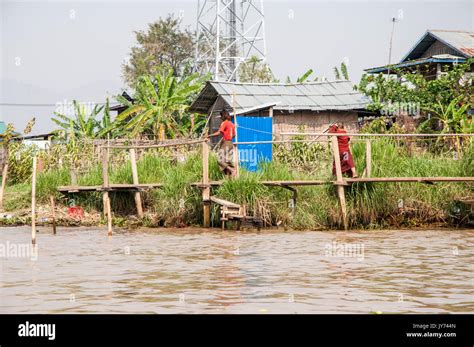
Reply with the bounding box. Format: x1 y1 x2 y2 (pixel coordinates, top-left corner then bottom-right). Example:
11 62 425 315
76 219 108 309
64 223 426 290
0 226 473 313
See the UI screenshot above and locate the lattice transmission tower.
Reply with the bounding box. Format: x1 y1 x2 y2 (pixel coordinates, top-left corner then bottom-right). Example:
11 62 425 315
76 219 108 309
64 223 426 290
195 0 267 81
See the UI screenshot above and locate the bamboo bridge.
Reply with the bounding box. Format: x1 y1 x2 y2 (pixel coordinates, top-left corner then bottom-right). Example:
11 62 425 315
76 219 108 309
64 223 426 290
55 133 474 234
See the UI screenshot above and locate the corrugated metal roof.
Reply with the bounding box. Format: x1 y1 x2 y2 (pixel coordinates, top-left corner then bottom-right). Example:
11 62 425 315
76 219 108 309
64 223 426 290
365 55 467 74
189 80 369 114
402 30 473 62
429 30 474 57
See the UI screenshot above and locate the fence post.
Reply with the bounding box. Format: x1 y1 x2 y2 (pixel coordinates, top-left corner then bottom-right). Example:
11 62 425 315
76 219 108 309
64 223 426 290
70 168 78 186
233 144 240 178
366 139 372 177
102 148 112 236
31 156 37 244
0 162 8 211
202 141 210 228
129 148 144 218
331 136 348 231
50 195 57 235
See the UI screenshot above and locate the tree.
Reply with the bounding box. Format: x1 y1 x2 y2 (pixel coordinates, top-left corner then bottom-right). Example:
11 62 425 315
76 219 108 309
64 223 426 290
122 15 195 87
355 73 413 112
114 70 205 139
238 56 277 83
356 59 473 120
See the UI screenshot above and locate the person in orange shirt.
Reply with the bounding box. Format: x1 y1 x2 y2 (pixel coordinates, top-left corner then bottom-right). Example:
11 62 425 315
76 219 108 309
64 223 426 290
207 110 236 177
329 123 358 178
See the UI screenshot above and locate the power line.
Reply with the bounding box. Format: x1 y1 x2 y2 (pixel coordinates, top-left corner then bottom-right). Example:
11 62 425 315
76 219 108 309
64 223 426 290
0 102 119 107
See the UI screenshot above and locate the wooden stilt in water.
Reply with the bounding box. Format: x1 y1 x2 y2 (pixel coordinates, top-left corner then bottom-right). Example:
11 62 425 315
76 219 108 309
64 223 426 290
50 195 57 235
129 149 144 218
102 148 112 236
105 193 112 236
31 156 37 244
331 136 348 230
102 193 108 217
366 139 372 177
0 162 9 211
202 141 210 228
221 206 227 230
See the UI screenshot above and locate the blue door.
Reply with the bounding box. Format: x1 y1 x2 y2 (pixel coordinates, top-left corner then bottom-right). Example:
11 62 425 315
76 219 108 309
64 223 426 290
235 116 272 172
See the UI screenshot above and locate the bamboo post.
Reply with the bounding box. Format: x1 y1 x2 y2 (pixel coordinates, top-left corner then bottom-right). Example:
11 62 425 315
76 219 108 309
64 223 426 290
331 136 348 230
129 149 144 218
70 168 77 186
202 141 210 228
232 91 240 178
221 206 226 231
0 162 8 211
105 195 112 236
31 156 37 245
50 195 57 235
102 148 112 236
366 139 372 177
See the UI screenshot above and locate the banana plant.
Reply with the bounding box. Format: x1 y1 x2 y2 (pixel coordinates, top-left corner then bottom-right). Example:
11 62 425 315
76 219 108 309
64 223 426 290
285 69 318 83
334 62 349 80
52 100 104 138
427 96 471 134
113 70 205 139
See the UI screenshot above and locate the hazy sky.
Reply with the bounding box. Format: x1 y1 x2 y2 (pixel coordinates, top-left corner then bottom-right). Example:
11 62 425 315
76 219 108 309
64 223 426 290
1 0 473 133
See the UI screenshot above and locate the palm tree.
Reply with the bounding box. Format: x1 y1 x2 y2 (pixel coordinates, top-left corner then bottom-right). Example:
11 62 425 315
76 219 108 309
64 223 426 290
114 70 204 139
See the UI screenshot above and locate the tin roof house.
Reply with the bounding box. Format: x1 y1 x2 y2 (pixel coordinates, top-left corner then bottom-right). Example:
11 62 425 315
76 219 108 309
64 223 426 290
190 80 369 138
365 30 473 80
190 80 369 171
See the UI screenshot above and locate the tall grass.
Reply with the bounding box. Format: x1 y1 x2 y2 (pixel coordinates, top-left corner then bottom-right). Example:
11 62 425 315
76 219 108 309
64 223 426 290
3 139 472 229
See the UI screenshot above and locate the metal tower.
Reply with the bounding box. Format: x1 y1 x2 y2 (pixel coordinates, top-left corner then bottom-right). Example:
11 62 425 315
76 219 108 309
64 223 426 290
195 0 267 82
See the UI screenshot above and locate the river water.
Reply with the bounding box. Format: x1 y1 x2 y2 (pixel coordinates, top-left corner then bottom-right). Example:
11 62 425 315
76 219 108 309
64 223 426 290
0 226 472 314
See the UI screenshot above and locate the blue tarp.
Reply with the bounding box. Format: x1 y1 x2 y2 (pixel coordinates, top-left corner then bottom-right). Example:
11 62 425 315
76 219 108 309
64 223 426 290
235 116 272 172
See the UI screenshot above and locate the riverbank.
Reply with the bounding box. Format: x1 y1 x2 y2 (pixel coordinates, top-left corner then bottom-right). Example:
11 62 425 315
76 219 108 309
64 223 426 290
1 139 473 230
0 201 470 231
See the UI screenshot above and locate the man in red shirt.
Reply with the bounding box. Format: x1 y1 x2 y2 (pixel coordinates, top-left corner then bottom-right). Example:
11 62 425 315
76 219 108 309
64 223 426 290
207 110 236 177
329 123 358 178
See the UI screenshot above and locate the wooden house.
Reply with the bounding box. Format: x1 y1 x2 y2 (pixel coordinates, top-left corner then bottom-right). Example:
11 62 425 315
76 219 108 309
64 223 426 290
365 30 473 81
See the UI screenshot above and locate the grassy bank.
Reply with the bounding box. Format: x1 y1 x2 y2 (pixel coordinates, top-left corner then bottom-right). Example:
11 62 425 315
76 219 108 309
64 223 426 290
1 139 473 229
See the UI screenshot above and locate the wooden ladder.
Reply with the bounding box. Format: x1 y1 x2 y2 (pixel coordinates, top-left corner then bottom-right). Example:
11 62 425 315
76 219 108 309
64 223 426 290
210 196 245 230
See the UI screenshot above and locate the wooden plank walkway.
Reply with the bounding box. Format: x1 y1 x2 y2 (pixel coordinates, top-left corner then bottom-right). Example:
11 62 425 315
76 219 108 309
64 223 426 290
192 177 474 188
58 183 163 193
53 136 474 234
210 196 242 208
58 177 473 193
